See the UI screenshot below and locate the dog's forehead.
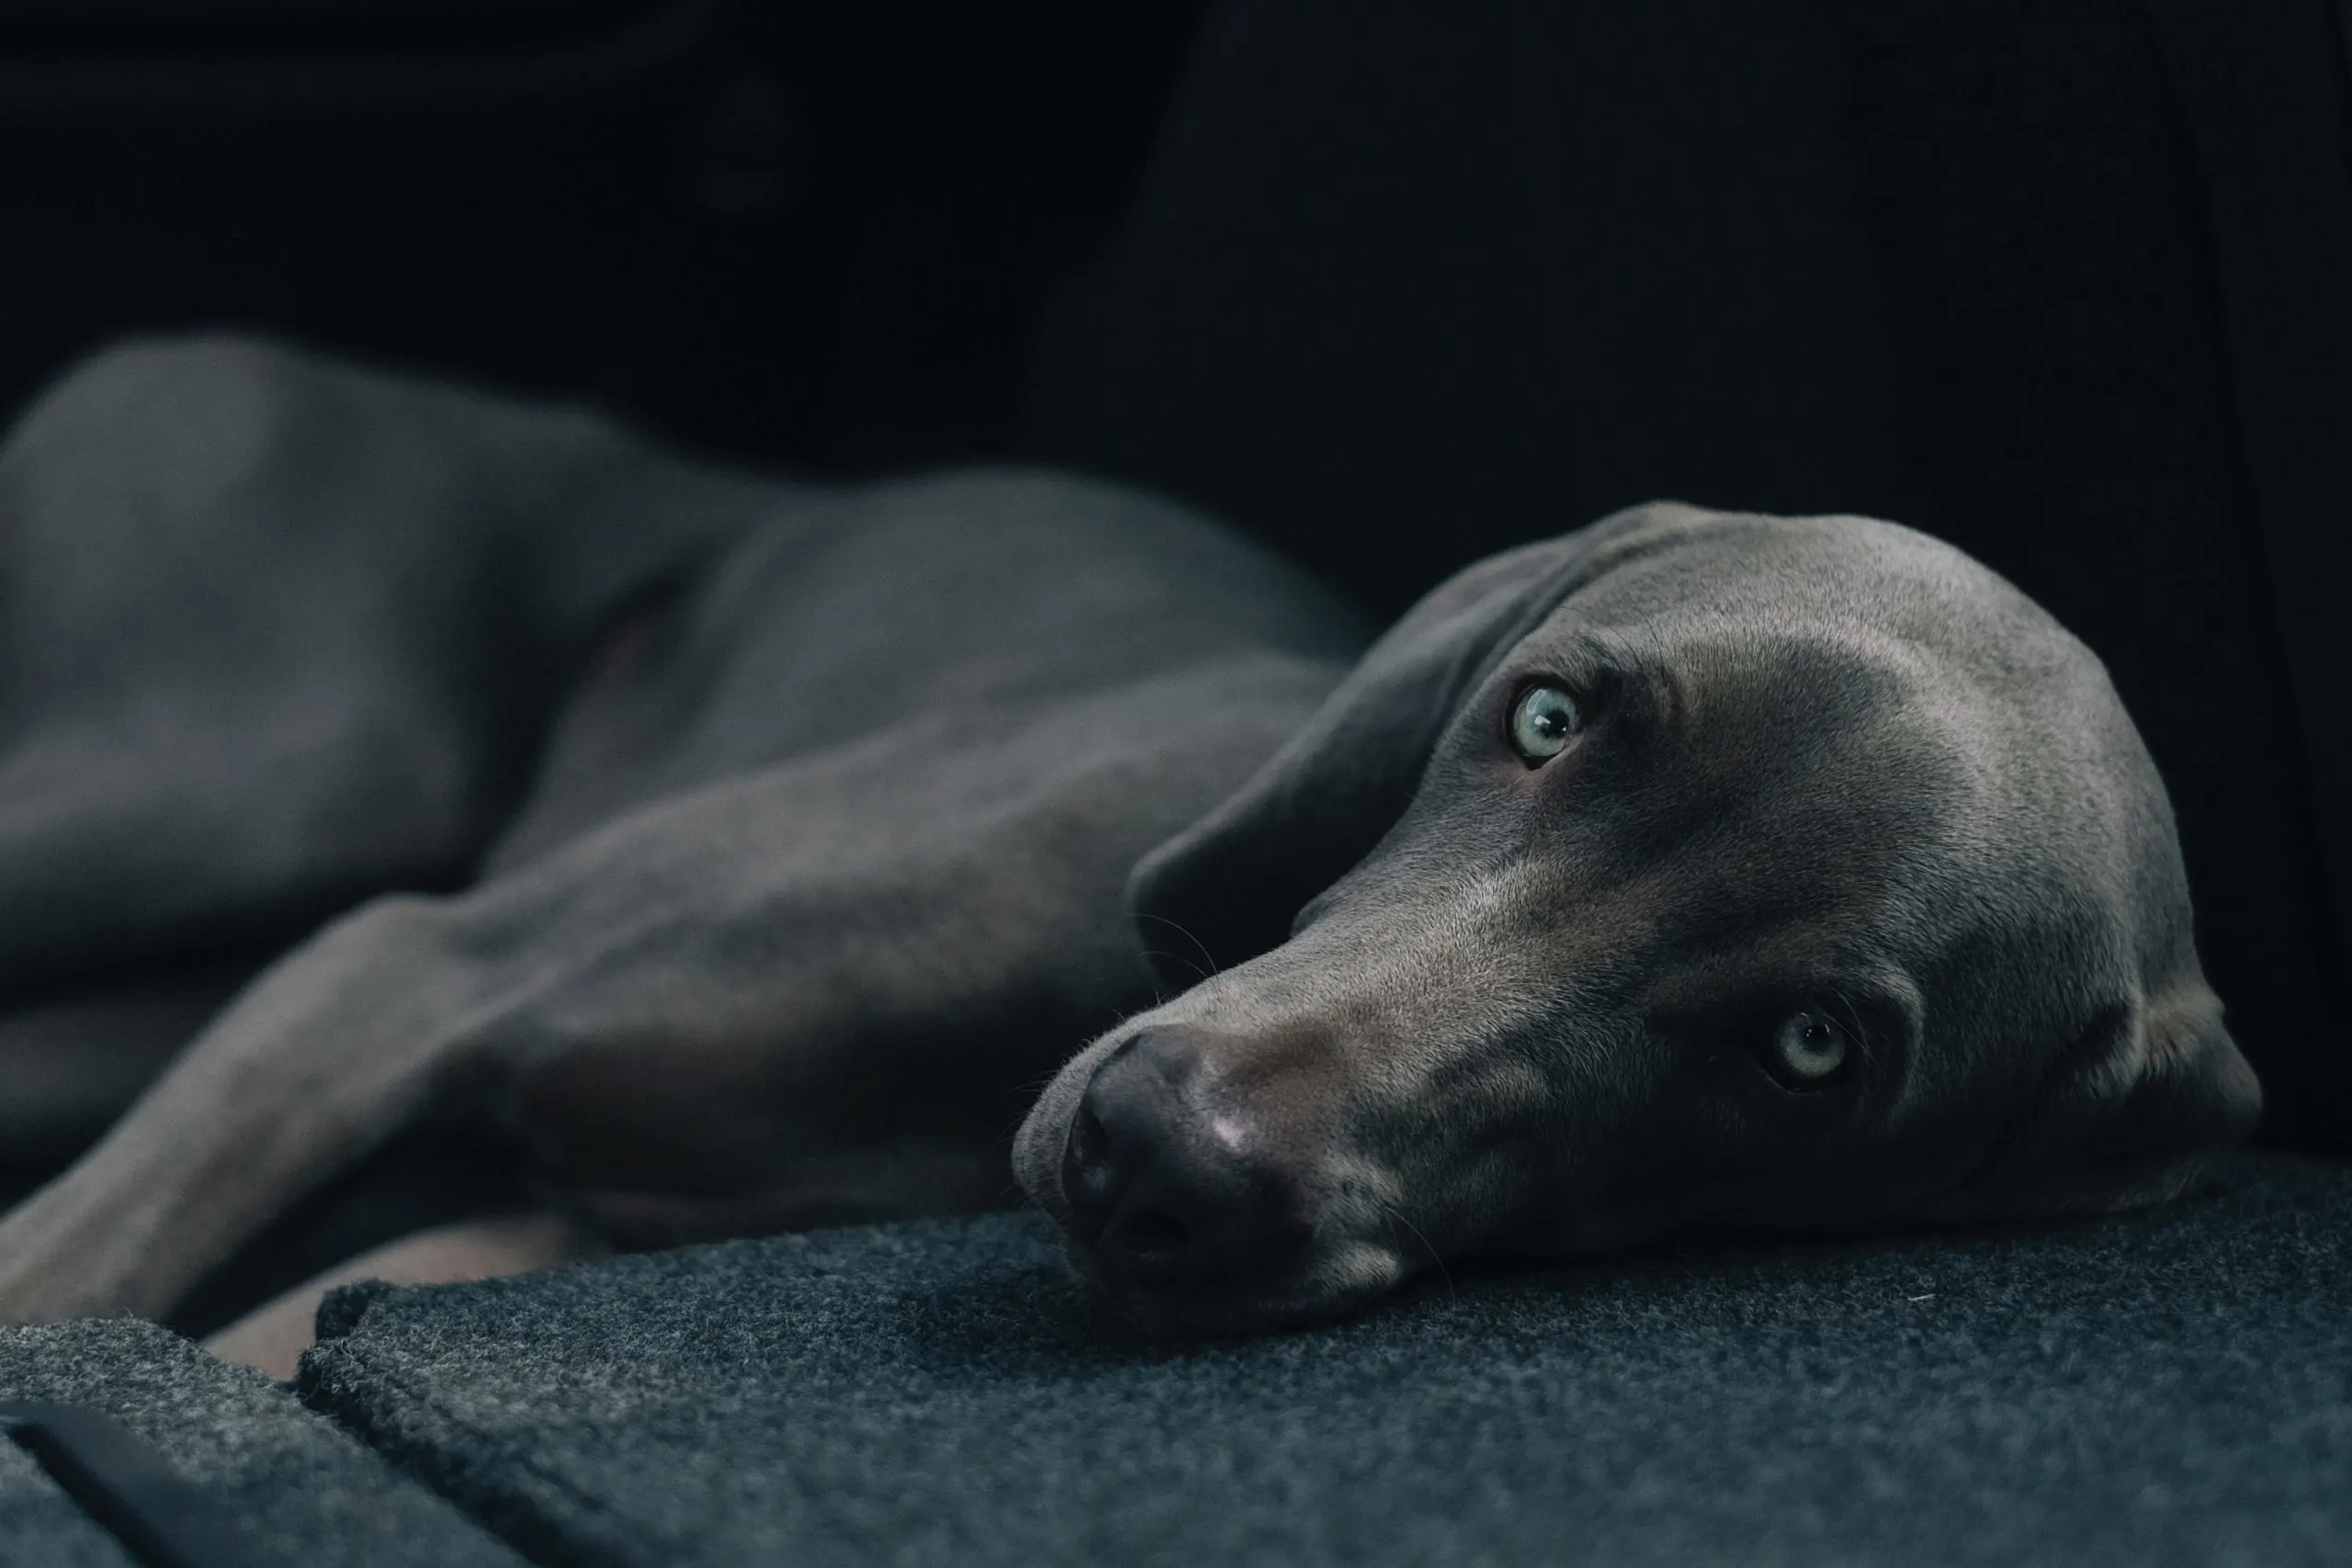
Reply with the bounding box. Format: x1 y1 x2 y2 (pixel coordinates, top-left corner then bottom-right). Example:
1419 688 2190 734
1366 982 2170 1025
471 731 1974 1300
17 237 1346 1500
1487 510 2171 969
1514 513 2116 752
1563 512 2055 652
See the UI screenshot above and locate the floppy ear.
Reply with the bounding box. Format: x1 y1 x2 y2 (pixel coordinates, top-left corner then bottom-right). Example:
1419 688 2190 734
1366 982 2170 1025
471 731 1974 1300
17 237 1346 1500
1939 972 2263 1218
1129 503 1700 987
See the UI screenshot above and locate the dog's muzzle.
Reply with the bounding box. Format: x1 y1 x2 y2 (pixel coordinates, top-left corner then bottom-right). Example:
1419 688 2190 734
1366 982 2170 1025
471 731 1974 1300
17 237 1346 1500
1057 1026 1319 1298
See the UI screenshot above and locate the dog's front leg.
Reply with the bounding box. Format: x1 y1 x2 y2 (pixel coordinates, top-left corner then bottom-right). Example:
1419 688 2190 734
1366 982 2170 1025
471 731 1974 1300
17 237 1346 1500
0 895 494 1325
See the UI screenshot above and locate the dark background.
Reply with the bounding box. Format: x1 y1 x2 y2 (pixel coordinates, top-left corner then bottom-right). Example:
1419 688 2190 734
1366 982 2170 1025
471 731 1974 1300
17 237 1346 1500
4 0 2349 1188
0 0 1202 468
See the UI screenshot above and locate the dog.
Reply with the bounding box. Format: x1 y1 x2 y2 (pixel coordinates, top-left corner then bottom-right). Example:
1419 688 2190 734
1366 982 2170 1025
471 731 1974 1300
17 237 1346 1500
0 338 2260 1340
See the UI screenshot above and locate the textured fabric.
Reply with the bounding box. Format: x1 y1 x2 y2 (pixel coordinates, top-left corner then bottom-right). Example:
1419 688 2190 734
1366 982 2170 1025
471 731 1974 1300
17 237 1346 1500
0 1437 130 1568
0 1318 525 1567
301 1151 2352 1567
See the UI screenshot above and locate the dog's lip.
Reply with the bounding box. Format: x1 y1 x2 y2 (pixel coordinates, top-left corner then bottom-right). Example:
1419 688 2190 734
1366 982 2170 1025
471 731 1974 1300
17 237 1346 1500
1031 1180 1410 1337
1069 1244 1404 1338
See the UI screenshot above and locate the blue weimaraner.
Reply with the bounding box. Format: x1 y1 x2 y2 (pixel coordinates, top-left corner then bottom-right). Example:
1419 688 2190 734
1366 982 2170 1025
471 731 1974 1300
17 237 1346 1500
0 338 2257 1338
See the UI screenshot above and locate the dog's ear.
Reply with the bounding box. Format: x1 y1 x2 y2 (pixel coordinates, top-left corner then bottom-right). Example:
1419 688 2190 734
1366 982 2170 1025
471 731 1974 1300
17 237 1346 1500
1939 971 2262 1218
1129 504 1701 987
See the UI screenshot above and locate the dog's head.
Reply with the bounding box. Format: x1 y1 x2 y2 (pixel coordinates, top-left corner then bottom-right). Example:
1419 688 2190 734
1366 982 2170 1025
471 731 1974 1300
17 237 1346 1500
1015 503 2260 1334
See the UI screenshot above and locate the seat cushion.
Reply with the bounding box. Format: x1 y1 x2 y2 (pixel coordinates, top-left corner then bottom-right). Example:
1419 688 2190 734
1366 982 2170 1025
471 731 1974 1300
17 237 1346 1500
299 1151 2352 1567
0 1317 524 1566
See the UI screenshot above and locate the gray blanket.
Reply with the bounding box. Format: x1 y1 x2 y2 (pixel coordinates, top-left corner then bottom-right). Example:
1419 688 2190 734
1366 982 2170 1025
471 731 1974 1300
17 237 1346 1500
0 1318 522 1566
296 1151 2352 1567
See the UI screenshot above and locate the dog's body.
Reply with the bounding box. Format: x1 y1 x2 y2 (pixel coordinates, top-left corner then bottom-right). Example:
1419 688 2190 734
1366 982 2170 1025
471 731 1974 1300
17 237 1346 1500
0 339 2259 1335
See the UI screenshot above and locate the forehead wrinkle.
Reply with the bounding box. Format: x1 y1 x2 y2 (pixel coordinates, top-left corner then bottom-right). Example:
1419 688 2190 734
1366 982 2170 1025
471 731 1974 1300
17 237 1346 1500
1622 626 2113 1009
1499 604 2001 986
1513 604 1973 795
1560 513 2006 637
1549 542 1977 681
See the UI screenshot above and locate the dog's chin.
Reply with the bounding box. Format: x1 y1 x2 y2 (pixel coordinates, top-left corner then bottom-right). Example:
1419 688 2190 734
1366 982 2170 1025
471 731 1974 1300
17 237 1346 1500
1019 1147 1408 1336
1059 1233 1408 1339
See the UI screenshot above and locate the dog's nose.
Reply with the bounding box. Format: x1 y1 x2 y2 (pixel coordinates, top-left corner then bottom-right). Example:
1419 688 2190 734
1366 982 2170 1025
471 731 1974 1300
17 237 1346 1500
1060 1026 1314 1285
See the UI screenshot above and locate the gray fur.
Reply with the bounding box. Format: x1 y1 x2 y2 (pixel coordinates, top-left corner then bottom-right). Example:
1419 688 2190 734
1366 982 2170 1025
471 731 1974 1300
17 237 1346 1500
0 338 1361 1322
0 339 2254 1332
1014 503 2260 1333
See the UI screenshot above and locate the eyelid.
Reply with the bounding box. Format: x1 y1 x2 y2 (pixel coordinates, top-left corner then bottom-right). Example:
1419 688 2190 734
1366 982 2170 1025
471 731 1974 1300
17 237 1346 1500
1504 659 1627 724
1645 978 1905 1055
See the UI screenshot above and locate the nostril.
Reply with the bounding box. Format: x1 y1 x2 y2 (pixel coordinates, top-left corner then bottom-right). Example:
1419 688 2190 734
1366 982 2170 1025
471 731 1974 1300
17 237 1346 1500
1059 1025 1319 1289
1069 1102 1111 1176
1061 1101 1125 1241
1063 1031 1191 1242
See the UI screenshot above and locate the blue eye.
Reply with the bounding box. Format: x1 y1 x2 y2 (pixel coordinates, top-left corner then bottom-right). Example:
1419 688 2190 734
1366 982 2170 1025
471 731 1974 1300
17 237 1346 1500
1768 1010 1850 1086
1509 684 1582 762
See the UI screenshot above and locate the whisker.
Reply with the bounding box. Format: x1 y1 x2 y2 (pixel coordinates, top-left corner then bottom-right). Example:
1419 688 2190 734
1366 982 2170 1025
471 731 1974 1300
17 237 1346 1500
1137 947 1212 987
1009 1065 1066 1098
998 1003 1147 1141
1136 913 1221 978
1827 985 1873 1066
1377 1199 1455 1306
